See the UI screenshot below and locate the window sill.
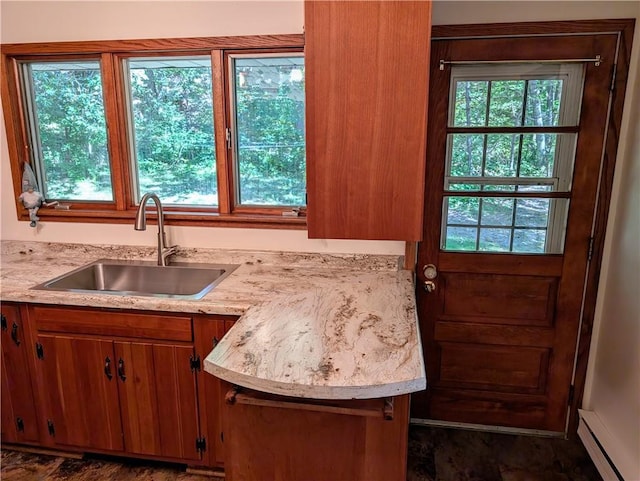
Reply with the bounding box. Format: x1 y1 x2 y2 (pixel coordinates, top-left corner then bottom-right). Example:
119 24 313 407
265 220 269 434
16 209 307 230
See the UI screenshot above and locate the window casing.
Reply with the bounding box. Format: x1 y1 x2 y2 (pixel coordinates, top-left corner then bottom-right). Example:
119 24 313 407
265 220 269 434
2 36 305 228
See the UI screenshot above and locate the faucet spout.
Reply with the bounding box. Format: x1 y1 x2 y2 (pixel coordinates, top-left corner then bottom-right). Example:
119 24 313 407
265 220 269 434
134 193 177 267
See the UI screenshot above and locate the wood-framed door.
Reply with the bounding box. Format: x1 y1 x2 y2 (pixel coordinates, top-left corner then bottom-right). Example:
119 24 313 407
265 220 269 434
413 22 634 433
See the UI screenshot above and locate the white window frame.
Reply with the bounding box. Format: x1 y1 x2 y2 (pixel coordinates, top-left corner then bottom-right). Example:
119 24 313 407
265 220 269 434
442 63 585 254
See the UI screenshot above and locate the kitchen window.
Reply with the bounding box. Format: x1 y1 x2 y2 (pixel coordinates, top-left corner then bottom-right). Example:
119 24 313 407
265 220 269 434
2 35 305 227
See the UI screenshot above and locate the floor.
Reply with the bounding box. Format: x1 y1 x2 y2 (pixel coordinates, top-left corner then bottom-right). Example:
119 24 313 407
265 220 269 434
1 425 602 481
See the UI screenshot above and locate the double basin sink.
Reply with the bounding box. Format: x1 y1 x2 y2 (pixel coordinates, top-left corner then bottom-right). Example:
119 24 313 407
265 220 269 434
33 259 239 300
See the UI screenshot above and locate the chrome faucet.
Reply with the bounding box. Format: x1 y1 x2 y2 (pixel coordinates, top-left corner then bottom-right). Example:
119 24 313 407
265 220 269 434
134 193 178 266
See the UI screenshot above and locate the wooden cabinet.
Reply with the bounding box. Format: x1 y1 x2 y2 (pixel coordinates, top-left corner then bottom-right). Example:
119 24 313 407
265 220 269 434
305 1 432 241
223 388 410 481
24 304 236 466
0 303 39 444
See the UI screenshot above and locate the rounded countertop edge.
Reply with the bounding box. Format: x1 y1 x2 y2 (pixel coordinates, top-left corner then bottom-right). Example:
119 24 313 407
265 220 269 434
204 358 427 400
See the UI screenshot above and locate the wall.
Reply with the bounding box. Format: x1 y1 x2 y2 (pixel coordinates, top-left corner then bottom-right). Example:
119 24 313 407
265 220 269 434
0 1 638 256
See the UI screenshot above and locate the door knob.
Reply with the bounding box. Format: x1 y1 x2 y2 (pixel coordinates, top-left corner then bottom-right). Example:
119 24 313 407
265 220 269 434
423 280 436 293
423 264 437 280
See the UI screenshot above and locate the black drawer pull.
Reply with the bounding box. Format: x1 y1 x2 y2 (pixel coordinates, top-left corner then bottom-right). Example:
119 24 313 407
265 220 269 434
11 322 20 346
117 358 126 382
104 356 113 380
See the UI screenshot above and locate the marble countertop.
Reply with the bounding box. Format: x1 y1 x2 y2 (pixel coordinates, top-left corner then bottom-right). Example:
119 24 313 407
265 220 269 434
1 240 426 399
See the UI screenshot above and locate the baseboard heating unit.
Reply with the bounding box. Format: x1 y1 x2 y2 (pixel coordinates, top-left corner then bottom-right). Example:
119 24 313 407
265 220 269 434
578 409 633 481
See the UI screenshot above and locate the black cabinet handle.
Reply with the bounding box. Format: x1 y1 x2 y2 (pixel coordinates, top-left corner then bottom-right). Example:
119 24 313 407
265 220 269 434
1 314 7 331
10 322 20 346
117 358 126 382
212 336 220 348
104 356 113 380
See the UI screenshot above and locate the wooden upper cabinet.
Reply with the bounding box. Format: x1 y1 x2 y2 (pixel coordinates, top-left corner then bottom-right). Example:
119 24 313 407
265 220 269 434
305 1 432 240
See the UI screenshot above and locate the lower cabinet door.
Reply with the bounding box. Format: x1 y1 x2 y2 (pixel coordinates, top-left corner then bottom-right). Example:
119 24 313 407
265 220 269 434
115 341 201 461
1 305 39 444
36 335 123 450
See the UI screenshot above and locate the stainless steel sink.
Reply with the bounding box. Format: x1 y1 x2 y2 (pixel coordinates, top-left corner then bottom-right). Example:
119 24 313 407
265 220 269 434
33 259 239 300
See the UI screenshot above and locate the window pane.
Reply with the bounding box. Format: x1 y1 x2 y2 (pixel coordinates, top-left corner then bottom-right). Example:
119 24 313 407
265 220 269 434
452 81 488 127
515 198 549 227
524 79 563 126
481 198 514 226
485 134 520 177
27 61 112 200
450 134 484 176
445 226 478 250
127 57 216 205
513 229 547 253
479 228 511 251
520 133 559 178
234 55 305 206
447 197 479 225
487 80 525 127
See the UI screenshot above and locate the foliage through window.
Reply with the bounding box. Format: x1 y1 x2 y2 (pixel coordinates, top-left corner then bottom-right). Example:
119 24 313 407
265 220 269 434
442 64 584 253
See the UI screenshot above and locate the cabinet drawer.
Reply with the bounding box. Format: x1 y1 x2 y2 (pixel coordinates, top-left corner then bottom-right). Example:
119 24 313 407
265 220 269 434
31 306 192 342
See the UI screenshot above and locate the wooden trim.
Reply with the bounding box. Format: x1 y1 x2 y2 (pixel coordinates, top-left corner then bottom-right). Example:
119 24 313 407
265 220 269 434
404 242 418 271
18 208 307 229
432 19 636 39
1 55 30 217
438 252 564 276
0 34 305 55
569 18 636 438
212 50 231 215
101 53 127 210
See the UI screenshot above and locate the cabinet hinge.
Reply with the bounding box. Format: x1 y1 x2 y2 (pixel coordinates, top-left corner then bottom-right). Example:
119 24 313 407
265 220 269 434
16 417 24 432
196 436 206 453
587 236 595 262
35 342 44 359
568 385 575 405
190 354 201 372
47 419 55 437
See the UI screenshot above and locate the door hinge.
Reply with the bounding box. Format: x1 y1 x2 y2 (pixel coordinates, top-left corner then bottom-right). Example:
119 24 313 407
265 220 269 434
35 342 44 359
568 385 575 405
196 436 206 453
190 354 201 372
16 417 24 432
225 128 232 150
47 419 55 437
587 236 595 261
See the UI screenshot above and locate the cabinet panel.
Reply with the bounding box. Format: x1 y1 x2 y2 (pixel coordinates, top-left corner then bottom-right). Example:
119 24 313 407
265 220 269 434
32 306 192 341
224 390 410 481
36 335 122 450
305 0 432 240
115 341 200 461
1 304 39 443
